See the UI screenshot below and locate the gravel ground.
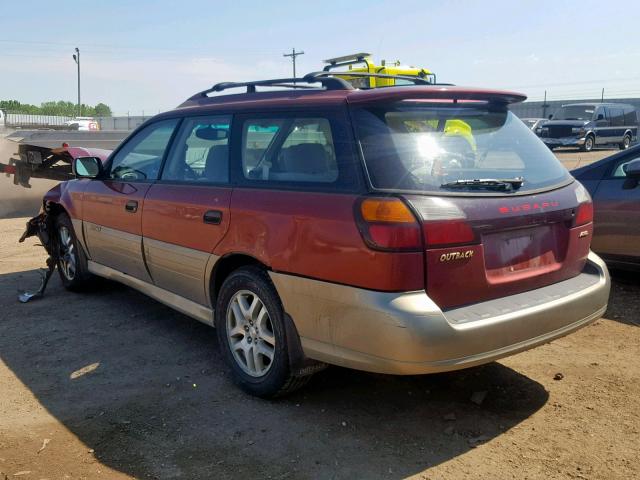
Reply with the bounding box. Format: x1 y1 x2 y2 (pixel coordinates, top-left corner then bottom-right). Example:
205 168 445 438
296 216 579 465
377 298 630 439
0 140 638 479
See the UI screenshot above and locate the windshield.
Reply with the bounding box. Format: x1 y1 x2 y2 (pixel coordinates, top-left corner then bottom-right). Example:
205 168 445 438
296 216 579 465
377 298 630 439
353 103 571 193
552 106 595 121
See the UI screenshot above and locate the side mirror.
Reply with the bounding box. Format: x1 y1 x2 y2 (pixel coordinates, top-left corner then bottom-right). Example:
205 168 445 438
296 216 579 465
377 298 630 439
73 156 103 178
547 114 553 120
623 158 640 179
596 114 605 121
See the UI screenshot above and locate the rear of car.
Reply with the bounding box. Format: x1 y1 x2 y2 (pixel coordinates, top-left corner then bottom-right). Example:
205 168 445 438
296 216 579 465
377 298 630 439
275 91 609 374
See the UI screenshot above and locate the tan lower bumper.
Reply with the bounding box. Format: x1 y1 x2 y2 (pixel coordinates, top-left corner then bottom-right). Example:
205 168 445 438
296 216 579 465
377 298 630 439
270 252 610 375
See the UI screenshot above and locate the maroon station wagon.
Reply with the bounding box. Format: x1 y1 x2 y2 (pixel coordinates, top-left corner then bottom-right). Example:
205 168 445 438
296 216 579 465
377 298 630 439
23 72 610 397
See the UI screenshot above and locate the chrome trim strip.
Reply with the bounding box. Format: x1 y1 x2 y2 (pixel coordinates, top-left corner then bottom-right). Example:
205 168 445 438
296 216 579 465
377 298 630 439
88 260 214 326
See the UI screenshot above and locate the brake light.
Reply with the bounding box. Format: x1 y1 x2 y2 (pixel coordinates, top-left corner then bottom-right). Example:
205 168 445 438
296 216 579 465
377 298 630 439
355 197 422 251
424 219 475 246
575 202 593 226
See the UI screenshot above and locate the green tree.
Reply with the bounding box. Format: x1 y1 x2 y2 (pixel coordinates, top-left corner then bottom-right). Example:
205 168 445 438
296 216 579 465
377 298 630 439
0 99 113 117
94 103 112 117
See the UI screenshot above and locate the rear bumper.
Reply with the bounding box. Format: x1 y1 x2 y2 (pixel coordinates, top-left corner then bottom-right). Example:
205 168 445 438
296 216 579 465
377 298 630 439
270 251 610 375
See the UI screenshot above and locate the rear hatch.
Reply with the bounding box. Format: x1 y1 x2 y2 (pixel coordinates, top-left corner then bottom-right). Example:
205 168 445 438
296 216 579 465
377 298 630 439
351 93 594 309
405 186 592 308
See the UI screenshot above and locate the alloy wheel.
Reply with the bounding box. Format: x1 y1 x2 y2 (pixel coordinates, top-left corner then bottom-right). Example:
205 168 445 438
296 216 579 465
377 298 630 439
226 290 276 377
585 136 593 151
58 225 77 281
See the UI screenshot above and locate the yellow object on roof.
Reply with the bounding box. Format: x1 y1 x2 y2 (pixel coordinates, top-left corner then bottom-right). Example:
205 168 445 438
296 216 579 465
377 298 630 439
323 53 436 88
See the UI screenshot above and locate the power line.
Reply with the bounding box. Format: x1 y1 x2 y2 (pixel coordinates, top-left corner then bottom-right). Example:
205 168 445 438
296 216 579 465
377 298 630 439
283 48 304 79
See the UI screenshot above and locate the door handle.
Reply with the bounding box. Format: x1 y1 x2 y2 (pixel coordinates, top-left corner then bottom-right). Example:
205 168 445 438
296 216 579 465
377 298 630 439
203 210 223 225
125 200 138 213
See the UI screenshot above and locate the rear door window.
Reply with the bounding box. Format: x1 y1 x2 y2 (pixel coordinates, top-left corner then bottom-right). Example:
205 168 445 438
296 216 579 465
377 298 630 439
624 108 637 125
609 108 625 127
240 117 339 184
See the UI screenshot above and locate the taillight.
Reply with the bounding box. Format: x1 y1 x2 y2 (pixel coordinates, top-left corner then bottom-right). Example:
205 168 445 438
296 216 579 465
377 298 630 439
424 219 476 246
355 197 422 251
574 202 593 226
573 183 593 227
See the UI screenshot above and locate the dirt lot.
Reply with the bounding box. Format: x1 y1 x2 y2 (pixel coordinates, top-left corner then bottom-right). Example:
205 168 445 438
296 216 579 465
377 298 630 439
0 139 639 479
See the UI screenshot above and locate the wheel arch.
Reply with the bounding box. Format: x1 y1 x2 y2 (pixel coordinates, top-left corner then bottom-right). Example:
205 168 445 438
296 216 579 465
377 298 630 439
208 253 325 377
209 252 270 305
44 201 91 259
44 200 69 218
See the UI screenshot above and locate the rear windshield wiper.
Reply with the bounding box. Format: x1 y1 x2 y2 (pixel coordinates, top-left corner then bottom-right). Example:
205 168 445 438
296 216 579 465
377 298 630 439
440 177 524 191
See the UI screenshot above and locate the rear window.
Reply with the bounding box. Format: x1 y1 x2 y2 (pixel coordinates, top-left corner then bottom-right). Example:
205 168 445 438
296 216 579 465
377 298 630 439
353 103 571 193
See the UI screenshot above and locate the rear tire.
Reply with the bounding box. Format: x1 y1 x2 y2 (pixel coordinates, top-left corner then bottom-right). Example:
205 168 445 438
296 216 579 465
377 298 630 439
582 134 595 152
54 213 93 291
619 133 631 150
215 266 309 398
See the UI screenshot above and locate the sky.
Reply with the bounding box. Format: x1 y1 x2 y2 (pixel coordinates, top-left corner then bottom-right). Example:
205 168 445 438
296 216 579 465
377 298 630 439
2 0 639 115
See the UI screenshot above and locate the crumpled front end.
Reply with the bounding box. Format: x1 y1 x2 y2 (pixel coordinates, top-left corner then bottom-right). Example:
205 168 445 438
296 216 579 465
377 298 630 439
17 203 59 302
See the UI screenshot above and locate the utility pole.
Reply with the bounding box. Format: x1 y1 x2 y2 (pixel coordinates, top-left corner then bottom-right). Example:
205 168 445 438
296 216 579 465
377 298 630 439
283 48 304 80
72 48 81 116
601 88 605 103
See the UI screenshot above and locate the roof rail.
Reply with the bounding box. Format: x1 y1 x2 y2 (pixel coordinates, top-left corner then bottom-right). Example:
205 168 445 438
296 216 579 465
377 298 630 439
179 71 457 108
188 75 353 99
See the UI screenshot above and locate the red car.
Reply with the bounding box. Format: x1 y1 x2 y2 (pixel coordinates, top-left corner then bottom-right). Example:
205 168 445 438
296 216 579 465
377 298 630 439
23 72 610 397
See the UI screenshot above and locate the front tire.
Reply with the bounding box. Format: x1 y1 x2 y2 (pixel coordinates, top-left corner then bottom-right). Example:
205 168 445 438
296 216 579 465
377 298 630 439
619 133 631 150
54 213 93 291
215 266 309 397
582 134 595 152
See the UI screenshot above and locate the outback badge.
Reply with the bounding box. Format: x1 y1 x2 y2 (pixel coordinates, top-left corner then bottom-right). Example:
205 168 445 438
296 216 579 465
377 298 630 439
440 250 475 262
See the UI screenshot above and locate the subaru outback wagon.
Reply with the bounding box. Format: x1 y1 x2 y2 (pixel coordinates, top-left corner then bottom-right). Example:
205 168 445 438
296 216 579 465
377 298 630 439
24 72 610 397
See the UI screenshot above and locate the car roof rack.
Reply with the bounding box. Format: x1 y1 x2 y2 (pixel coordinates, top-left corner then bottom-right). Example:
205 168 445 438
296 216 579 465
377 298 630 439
190 74 353 98
180 71 457 107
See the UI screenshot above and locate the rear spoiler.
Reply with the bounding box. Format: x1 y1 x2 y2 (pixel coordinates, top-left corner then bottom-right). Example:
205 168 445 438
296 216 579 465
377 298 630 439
345 86 527 105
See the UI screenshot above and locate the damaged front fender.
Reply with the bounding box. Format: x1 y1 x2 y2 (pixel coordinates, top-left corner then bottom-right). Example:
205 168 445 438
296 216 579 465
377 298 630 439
17 204 59 302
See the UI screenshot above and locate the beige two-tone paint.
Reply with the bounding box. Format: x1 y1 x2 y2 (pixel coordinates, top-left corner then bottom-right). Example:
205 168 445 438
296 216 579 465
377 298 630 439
83 221 152 283
143 237 215 306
